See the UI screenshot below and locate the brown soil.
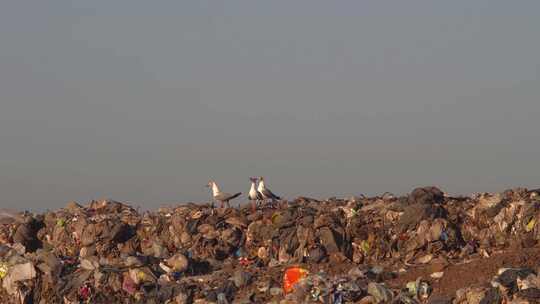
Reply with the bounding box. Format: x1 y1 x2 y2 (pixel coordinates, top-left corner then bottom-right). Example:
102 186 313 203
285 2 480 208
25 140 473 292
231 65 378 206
388 246 540 298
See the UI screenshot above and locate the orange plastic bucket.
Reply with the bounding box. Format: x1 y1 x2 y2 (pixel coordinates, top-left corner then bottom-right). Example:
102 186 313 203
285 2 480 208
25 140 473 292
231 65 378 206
283 267 309 294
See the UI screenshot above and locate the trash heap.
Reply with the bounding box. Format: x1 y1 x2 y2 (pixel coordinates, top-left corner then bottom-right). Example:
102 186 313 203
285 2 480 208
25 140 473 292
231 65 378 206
1 186 540 303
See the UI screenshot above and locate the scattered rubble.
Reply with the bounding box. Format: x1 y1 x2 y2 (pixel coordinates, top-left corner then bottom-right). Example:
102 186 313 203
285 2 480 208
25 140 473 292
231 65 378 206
1 186 540 303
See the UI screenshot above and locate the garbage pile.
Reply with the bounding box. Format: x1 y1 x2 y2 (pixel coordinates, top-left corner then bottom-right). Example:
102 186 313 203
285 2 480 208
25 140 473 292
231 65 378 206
1 186 540 303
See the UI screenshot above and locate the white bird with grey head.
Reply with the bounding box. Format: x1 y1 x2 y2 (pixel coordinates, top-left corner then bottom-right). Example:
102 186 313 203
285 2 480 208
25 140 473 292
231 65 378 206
248 177 263 211
257 176 281 206
206 180 241 208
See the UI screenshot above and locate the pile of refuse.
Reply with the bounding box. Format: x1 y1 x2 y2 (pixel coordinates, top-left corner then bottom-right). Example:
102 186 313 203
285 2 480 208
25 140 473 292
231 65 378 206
2 186 540 303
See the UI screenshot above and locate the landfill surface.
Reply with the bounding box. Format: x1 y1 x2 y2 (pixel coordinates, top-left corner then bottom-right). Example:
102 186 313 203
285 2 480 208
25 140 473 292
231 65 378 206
2 186 540 303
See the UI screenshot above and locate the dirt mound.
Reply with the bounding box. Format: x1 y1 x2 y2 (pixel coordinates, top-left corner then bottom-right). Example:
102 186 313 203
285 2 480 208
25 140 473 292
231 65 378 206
1 186 540 303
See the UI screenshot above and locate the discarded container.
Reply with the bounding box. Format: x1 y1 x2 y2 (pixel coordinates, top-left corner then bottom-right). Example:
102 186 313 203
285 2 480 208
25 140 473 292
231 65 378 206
283 267 309 294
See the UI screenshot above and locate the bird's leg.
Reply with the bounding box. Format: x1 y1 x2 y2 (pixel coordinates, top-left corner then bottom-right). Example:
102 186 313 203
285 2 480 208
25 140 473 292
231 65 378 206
251 200 257 212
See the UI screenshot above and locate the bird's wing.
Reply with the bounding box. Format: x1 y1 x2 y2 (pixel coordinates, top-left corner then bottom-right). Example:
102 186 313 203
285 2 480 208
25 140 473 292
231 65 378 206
215 192 241 201
262 188 280 200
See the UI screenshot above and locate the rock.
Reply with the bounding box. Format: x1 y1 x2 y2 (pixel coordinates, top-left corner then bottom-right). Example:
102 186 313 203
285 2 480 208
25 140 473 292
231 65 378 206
367 282 393 303
455 287 486 304
65 201 83 213
318 227 340 253
479 288 502 304
13 220 41 252
416 254 433 264
166 253 189 272
496 268 536 290
6 262 36 282
306 245 327 263
428 296 453 304
357 295 377 304
257 246 269 260
2 262 37 295
409 187 445 205
231 270 251 288
80 256 100 271
270 287 283 296
478 193 503 209
516 288 540 302
0 209 21 225
430 272 444 279
398 203 446 232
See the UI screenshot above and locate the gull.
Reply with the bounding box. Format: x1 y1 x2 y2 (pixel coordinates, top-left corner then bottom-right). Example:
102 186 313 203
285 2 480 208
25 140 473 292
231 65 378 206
206 180 241 208
248 177 263 211
257 176 281 206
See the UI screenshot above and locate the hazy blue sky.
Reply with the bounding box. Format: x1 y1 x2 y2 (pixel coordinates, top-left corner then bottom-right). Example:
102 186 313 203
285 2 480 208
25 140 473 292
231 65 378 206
1 1 539 210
